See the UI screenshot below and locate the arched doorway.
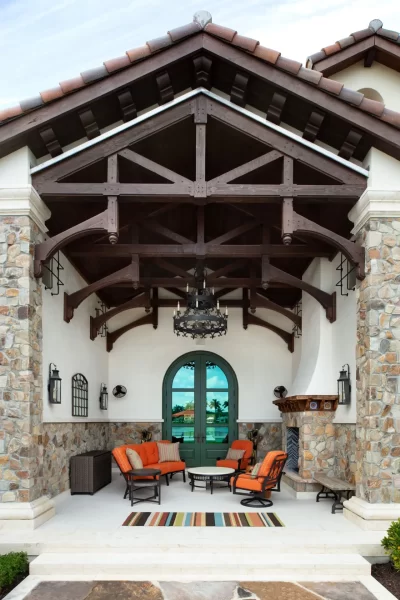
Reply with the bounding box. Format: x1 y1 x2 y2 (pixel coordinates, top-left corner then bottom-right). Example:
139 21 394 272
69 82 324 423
162 351 238 467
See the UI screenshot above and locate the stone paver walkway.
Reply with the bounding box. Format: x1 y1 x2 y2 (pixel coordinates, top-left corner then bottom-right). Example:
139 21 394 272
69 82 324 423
14 580 379 600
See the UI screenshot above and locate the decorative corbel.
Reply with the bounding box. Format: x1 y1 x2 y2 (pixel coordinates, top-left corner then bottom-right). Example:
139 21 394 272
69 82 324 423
106 313 153 352
266 92 287 125
193 56 212 89
34 196 119 277
156 71 174 104
90 290 145 341
117 88 137 122
230 72 249 107
247 313 295 353
281 198 365 279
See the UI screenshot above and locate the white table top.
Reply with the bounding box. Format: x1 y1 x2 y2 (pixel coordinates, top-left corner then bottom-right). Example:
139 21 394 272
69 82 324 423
187 466 235 476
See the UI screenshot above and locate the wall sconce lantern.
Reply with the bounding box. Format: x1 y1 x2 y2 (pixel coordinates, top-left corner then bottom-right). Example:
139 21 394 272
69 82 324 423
337 364 351 405
48 363 62 404
99 383 108 411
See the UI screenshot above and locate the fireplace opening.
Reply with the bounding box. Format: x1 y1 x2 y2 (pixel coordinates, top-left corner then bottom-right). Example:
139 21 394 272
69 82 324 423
286 427 299 472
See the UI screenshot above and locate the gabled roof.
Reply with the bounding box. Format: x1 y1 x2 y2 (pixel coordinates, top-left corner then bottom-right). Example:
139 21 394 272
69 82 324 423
1 11 399 129
307 18 400 75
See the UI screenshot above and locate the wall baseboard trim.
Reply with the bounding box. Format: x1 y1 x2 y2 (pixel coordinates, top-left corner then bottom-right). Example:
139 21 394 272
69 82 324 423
237 419 282 423
43 418 165 424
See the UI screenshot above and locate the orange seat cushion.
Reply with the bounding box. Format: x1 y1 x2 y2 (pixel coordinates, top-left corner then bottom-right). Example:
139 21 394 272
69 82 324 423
147 461 186 475
112 440 173 474
230 474 262 492
258 450 286 477
217 459 239 470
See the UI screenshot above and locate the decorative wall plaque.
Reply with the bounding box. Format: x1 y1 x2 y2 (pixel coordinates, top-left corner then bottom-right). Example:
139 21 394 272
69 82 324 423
310 401 318 410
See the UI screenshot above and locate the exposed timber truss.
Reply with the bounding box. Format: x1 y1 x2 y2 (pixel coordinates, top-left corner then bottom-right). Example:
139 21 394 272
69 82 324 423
31 92 367 346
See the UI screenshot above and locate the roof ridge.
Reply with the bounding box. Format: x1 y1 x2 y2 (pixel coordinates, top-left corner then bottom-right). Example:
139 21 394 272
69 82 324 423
1 12 400 131
307 18 400 68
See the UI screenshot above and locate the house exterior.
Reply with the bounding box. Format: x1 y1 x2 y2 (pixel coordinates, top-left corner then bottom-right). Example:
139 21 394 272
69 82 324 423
1 11 400 531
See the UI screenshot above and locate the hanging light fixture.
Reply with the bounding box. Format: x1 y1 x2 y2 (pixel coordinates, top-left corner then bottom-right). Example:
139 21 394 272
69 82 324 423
173 268 228 339
337 364 351 405
48 363 62 404
99 383 108 410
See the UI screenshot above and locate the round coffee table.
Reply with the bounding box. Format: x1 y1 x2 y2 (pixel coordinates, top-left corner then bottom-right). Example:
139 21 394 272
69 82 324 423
187 466 235 494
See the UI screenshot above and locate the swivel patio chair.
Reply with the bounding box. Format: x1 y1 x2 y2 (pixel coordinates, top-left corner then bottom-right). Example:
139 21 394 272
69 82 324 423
216 439 253 472
231 450 287 507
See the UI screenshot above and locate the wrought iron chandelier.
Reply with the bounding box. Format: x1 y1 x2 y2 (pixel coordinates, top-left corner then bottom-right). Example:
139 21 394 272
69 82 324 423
173 271 228 339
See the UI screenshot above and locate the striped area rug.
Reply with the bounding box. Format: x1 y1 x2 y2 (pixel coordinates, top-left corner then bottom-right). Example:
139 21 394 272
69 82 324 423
122 512 284 527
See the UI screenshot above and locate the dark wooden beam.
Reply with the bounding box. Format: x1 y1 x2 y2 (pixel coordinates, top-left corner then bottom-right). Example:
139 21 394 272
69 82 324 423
338 129 363 161
117 88 137 122
193 55 212 89
230 72 249 107
210 261 247 279
255 291 301 328
90 290 146 340
266 91 287 125
208 150 282 185
106 313 153 352
69 243 333 258
152 288 159 329
142 220 194 245
247 313 295 352
303 111 325 143
164 287 187 300
118 148 192 184
194 96 207 198
156 70 174 104
281 197 365 278
34 196 118 277
78 108 100 140
35 182 194 197
242 288 249 330
207 183 365 198
215 288 234 300
39 127 62 158
154 258 190 280
207 221 259 245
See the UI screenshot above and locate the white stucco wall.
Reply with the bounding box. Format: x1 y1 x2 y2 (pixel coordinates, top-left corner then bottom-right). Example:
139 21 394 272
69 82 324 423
107 306 293 423
0 147 35 185
42 253 109 422
290 256 357 423
330 60 400 110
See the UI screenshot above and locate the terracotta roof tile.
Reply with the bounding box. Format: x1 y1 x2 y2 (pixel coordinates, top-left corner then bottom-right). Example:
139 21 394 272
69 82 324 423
275 56 302 75
40 86 64 103
81 65 108 84
59 76 85 94
146 34 173 53
297 66 323 85
323 42 341 56
168 22 201 42
1 12 400 135
359 97 385 117
19 96 44 111
104 55 131 73
126 45 152 63
339 87 364 106
205 23 236 42
318 77 343 95
231 33 259 53
253 45 280 64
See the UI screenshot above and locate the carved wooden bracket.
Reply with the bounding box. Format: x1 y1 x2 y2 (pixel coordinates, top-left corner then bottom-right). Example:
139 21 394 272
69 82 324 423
106 313 153 352
39 127 62 158
156 71 174 104
117 89 137 122
193 56 212 89
339 129 363 160
281 198 365 279
303 111 325 143
230 72 249 107
246 312 295 352
266 92 287 125
34 197 119 277
255 291 302 329
78 108 100 140
64 257 139 323
273 395 339 413
90 290 146 340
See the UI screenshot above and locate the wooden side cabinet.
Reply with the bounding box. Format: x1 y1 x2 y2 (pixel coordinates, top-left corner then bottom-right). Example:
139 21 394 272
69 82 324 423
70 450 111 495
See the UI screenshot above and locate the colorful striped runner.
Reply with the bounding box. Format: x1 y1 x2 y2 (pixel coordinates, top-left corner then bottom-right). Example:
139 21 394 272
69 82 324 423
122 512 284 527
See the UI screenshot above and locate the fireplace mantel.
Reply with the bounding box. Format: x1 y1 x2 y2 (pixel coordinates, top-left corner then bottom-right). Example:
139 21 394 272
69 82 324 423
273 395 338 413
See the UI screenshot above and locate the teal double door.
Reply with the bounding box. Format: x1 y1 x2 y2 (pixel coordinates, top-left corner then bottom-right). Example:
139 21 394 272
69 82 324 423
163 352 238 467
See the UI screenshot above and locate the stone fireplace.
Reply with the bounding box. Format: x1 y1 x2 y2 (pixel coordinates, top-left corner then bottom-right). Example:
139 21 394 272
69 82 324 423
273 395 339 496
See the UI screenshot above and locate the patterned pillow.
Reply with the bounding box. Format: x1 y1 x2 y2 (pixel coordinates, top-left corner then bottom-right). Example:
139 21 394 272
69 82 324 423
157 442 181 463
226 448 245 461
126 448 143 470
250 462 262 478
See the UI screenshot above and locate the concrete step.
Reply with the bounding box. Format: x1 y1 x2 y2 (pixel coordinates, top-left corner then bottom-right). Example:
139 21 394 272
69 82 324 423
30 552 370 581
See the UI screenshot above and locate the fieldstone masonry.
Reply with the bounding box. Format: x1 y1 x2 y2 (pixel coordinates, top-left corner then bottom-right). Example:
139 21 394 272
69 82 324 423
238 422 282 460
0 215 44 503
356 217 400 503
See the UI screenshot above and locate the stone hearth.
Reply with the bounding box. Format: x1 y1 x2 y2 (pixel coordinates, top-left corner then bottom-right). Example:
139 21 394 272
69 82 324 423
273 395 339 495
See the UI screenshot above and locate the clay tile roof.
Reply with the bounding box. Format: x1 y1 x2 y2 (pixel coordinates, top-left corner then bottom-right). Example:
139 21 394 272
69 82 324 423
307 18 400 68
1 10 400 133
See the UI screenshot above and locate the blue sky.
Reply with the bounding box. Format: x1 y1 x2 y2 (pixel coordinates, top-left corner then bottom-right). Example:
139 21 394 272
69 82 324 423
1 0 400 110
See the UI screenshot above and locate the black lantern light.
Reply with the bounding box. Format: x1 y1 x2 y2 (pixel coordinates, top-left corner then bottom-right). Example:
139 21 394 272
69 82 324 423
173 266 228 339
48 363 61 404
99 383 108 410
337 364 351 405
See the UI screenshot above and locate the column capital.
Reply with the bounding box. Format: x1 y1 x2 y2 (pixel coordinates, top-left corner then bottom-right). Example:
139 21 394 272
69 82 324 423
0 185 51 233
348 189 400 235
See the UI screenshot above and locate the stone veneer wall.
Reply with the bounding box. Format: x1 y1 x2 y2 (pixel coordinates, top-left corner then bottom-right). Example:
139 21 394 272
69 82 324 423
356 217 400 503
109 422 162 447
334 424 357 485
0 216 44 503
238 422 283 460
42 423 110 497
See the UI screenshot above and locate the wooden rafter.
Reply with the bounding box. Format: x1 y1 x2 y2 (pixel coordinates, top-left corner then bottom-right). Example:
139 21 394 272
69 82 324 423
106 313 153 352
208 150 282 185
246 313 295 352
90 290 147 340
256 289 301 328
118 148 192 184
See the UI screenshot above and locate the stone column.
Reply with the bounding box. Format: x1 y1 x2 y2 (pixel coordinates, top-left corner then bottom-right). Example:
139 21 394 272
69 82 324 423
344 190 400 530
0 185 54 528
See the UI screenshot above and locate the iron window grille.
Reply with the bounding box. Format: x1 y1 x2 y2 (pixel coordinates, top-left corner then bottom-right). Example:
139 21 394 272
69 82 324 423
72 373 89 417
292 301 302 338
95 301 108 337
42 251 64 296
336 253 356 297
